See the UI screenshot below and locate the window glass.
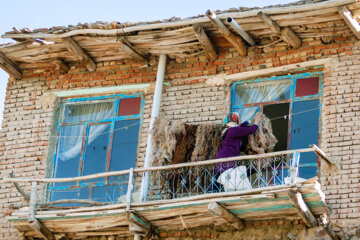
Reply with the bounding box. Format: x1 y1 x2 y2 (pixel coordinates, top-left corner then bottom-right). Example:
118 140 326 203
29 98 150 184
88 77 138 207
110 119 140 171
234 79 291 106
234 106 260 122
63 101 114 123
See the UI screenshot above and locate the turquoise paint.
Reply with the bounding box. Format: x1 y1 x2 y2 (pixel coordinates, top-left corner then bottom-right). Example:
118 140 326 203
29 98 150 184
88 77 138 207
132 214 150 227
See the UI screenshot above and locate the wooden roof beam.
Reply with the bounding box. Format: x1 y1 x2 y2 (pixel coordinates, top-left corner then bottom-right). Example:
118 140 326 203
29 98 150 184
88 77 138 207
0 52 22 80
53 58 69 74
226 17 256 46
127 211 152 237
193 24 217 61
288 190 317 228
119 37 149 62
63 37 96 72
208 201 244 230
339 6 360 40
257 11 301 48
206 10 247 56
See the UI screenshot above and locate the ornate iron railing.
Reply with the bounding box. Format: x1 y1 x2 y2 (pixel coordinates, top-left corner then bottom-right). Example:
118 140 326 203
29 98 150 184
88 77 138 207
3 145 335 207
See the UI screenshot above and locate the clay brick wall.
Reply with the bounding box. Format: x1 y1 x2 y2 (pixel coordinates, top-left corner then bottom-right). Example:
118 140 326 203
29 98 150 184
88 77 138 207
1 36 360 239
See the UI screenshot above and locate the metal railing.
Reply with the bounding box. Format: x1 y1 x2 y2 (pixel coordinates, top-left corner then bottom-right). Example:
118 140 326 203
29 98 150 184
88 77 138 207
2 145 335 208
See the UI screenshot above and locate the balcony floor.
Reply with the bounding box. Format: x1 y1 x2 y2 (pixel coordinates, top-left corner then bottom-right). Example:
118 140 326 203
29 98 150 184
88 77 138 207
7 178 329 239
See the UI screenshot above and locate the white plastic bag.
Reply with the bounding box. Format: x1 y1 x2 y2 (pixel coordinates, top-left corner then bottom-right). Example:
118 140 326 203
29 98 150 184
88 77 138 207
217 166 252 192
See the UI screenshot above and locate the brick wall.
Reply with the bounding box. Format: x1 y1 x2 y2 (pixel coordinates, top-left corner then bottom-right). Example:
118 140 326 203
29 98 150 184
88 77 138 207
1 36 360 239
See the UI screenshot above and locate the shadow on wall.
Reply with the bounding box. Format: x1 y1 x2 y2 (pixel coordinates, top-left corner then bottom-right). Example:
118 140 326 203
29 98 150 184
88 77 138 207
0 70 9 129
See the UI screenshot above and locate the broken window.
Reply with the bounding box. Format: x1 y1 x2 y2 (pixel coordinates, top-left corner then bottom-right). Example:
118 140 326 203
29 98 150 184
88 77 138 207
232 73 323 179
49 95 143 204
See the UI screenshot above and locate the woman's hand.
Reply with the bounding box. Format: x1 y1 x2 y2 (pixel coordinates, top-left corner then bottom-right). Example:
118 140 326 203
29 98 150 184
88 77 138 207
253 112 262 125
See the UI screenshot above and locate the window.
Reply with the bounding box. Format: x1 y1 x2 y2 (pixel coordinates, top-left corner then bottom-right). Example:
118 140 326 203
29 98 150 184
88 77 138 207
49 94 143 203
231 72 323 179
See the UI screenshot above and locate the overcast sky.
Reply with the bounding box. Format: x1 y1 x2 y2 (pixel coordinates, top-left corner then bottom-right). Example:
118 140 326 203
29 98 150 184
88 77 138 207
0 0 295 128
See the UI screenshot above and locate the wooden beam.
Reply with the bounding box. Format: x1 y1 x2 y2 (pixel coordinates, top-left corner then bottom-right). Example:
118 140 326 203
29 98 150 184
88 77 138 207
339 6 360 40
226 17 256 46
118 37 149 62
311 144 340 168
62 37 96 72
9 173 30 202
257 11 301 48
53 58 69 74
206 10 247 56
319 215 340 240
208 201 244 230
288 190 317 228
127 212 151 236
28 182 54 240
287 233 297 240
0 52 22 80
193 24 217 61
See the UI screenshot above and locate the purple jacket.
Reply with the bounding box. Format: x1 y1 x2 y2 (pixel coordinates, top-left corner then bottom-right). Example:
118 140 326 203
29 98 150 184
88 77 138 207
215 122 258 172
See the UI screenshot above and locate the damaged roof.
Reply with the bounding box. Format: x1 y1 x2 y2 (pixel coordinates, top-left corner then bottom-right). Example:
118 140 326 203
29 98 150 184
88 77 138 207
0 0 359 79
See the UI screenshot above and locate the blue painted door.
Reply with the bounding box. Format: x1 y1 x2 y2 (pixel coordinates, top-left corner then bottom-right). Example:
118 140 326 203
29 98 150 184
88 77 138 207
290 99 320 179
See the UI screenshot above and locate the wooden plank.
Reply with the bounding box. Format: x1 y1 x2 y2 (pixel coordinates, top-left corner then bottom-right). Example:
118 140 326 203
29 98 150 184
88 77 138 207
206 10 247 56
311 144 340 168
0 52 22 79
118 37 149 61
208 201 244 230
53 58 69 74
287 190 317 228
193 24 217 61
62 37 96 72
258 11 301 48
339 5 360 40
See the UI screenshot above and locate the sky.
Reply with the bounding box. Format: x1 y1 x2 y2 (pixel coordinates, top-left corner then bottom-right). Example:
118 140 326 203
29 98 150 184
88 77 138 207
0 0 295 128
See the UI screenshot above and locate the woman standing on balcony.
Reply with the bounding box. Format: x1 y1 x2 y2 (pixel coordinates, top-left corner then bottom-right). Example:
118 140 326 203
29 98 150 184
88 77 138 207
214 112 260 191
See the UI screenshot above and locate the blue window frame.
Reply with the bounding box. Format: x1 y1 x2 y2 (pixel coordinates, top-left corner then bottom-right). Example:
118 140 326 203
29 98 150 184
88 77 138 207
231 72 323 179
49 93 144 204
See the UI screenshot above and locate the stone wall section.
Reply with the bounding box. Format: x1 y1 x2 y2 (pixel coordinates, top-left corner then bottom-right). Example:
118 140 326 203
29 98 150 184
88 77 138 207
1 36 360 239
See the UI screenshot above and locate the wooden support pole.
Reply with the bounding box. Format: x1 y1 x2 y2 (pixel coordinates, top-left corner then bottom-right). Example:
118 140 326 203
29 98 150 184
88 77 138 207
288 190 317 228
257 11 301 48
0 52 22 80
9 173 30 202
119 37 149 62
53 58 69 74
126 168 134 211
208 201 244 230
193 24 217 61
287 233 297 240
311 144 340 168
63 37 96 72
28 182 54 240
339 6 360 40
127 212 151 237
206 10 247 56
134 235 142 240
319 215 340 240
226 17 256 46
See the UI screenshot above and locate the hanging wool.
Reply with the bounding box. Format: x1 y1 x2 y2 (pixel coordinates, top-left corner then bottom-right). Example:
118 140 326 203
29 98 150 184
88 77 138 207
191 124 223 162
244 112 278 155
172 124 198 164
150 117 185 166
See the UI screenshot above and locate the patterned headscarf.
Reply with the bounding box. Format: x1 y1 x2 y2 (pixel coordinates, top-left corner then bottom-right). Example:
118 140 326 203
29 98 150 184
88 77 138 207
221 112 241 137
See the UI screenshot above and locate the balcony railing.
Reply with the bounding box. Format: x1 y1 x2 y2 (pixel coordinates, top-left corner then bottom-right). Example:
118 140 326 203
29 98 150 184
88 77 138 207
3 145 336 208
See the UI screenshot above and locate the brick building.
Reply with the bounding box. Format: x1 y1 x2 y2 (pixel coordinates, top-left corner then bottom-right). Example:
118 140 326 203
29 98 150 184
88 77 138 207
0 0 360 239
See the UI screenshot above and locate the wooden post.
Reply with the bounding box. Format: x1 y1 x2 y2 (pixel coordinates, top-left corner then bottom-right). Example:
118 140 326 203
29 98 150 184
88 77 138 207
208 201 244 230
63 37 96 72
311 144 340 168
257 11 301 48
226 17 256 46
0 52 22 80
193 24 217 61
126 168 134 211
290 152 300 184
206 10 247 56
28 182 55 240
339 6 360 40
288 190 317 228
134 235 142 240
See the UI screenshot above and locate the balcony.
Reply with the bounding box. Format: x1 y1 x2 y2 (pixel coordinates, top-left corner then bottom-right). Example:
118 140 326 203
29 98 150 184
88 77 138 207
4 145 336 239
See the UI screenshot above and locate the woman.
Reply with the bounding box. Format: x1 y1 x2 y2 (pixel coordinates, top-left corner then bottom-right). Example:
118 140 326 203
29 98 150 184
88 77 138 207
214 112 260 191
